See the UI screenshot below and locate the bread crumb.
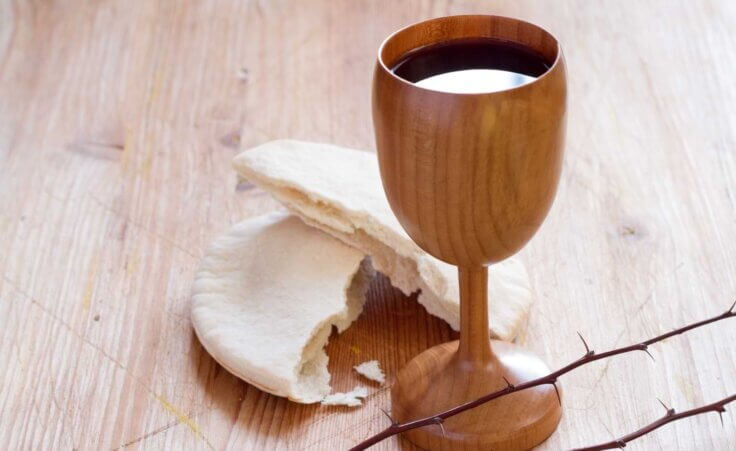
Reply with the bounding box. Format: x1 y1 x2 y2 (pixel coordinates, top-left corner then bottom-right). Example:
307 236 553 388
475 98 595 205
354 360 385 385
321 386 369 407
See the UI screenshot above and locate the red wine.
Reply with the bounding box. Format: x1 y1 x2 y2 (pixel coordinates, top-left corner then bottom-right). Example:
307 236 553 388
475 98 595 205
391 38 551 94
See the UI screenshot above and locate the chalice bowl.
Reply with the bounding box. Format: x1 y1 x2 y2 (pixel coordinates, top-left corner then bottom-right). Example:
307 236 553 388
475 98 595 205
372 15 567 450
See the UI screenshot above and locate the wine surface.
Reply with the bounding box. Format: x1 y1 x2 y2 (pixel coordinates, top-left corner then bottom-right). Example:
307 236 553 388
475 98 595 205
391 38 552 94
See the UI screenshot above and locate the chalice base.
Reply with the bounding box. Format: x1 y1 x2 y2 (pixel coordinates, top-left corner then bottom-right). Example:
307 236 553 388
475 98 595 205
391 340 562 450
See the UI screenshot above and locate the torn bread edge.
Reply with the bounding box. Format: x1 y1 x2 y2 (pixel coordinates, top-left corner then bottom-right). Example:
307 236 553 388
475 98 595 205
233 140 532 341
289 258 375 403
191 213 375 404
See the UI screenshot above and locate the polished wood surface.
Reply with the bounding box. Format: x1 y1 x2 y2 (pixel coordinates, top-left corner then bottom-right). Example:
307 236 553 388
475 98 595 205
373 15 566 267
457 267 492 363
391 267 562 450
392 340 562 451
1 1 736 450
373 15 565 449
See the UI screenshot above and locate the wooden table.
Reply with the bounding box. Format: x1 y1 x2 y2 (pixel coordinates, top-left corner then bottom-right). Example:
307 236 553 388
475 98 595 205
1 1 735 449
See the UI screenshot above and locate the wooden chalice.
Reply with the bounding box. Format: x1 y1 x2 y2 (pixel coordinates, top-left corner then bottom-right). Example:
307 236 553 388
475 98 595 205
372 15 567 450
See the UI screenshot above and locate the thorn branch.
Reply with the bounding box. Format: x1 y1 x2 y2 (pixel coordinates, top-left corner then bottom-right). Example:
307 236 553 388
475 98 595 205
349 302 736 451
572 394 736 450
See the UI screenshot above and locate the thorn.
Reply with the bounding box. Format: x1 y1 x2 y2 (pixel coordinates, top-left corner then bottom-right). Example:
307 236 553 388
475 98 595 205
551 381 562 406
616 439 627 448
642 345 656 362
380 408 396 425
729 299 736 314
577 332 594 356
718 410 724 427
433 417 446 437
502 376 515 390
657 398 675 416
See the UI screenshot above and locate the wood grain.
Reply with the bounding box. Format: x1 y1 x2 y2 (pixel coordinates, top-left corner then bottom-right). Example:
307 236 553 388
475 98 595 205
0 1 735 450
373 14 566 267
374 16 565 448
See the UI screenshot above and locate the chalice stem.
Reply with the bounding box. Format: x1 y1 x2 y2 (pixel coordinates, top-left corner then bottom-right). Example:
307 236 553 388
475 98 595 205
457 266 493 363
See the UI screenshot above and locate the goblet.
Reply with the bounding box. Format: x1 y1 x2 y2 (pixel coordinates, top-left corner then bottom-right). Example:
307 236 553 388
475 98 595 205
372 15 567 450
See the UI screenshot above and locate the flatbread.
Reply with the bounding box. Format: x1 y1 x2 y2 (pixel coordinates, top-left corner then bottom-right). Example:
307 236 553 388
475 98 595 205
233 140 532 340
191 212 373 403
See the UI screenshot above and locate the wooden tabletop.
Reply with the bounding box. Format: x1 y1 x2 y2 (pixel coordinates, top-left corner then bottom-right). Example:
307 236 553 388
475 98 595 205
1 1 735 449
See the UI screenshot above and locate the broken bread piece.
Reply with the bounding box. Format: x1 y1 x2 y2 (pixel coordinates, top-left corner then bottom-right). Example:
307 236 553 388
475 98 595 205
233 140 533 340
321 386 369 407
191 212 374 403
354 360 385 385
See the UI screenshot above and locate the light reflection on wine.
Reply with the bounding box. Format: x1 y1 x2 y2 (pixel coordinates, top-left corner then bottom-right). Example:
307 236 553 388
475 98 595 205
415 69 535 94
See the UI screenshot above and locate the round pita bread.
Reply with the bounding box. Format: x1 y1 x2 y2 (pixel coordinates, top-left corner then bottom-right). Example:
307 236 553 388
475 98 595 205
191 212 373 403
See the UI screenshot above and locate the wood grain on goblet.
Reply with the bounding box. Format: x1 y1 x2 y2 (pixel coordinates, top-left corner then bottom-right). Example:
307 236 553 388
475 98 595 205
373 15 567 267
373 15 567 450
